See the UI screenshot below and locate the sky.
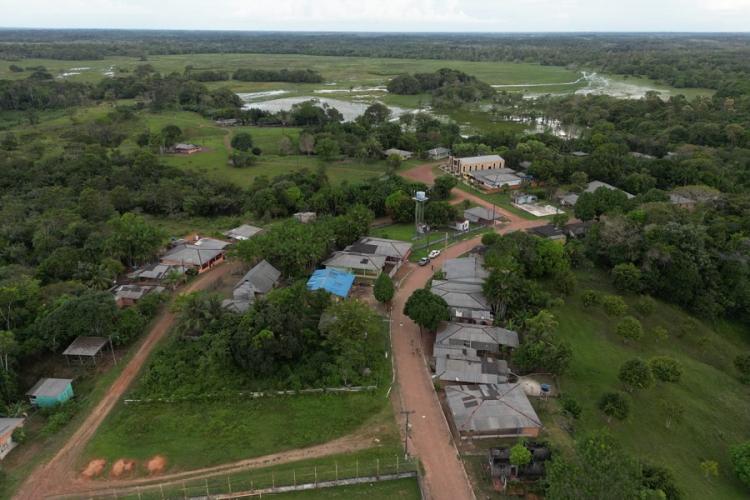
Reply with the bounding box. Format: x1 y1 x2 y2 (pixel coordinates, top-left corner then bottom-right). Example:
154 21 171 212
2 0 750 32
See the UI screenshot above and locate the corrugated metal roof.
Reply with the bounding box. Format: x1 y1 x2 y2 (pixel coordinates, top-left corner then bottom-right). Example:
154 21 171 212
63 336 108 357
436 322 519 350
446 384 542 434
323 252 386 272
26 378 72 398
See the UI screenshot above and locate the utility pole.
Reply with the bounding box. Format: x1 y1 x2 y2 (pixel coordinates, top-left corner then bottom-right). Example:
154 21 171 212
401 409 415 459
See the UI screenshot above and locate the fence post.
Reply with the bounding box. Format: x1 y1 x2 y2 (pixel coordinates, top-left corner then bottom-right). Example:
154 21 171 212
160 484 165 499
137 487 142 500
272 471 275 489
397 454 400 473
377 458 380 478
335 462 338 482
314 466 318 486
293 468 296 486
227 473 232 494
183 481 187 499
205 478 209 497
356 459 359 477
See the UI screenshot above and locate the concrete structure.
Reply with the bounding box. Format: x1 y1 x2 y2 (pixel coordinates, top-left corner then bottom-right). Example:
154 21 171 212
307 268 355 298
513 193 538 205
384 148 413 160
63 336 109 364
293 212 317 224
26 378 74 408
451 219 470 232
448 155 505 176
0 418 25 460
430 280 493 324
427 147 451 160
112 284 165 308
224 224 263 241
445 384 542 439
222 260 281 313
443 256 489 284
160 237 229 273
669 193 696 209
463 206 502 225
215 118 239 127
468 169 523 191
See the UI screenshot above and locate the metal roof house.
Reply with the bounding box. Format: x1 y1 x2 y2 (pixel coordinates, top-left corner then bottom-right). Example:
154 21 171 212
443 256 490 284
323 252 386 281
430 280 493 324
307 268 355 298
172 143 202 154
224 224 263 241
468 169 524 191
449 155 506 176
436 322 519 352
222 260 281 313
384 148 414 160
0 418 25 460
112 284 165 308
160 237 230 273
445 384 542 439
435 351 510 385
26 378 74 408
464 206 503 225
343 237 413 277
63 336 109 364
427 147 451 160
128 263 187 283
530 224 566 241
585 180 635 199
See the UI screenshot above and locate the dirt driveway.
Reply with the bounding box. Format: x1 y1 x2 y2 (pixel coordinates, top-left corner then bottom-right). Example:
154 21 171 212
15 261 242 500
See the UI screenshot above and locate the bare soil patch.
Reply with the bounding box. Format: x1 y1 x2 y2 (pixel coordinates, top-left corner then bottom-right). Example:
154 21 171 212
110 458 136 477
81 459 107 479
147 455 167 475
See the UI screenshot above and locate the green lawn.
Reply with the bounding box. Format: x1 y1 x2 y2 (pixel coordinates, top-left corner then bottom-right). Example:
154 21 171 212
548 269 750 499
454 182 558 221
263 478 420 499
84 390 396 474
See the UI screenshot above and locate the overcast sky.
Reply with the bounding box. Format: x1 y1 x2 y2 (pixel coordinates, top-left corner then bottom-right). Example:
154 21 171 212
2 0 750 32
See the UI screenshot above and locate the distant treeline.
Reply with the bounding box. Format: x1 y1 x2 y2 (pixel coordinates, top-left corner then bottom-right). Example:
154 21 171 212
2 31 750 95
232 68 323 83
185 68 323 83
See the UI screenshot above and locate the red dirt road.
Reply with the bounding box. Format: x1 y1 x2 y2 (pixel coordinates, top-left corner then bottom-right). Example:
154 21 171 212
15 262 241 500
390 167 547 500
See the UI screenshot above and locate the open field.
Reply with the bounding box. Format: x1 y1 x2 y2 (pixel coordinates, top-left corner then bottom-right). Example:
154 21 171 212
263 478 420 499
0 53 713 102
83 390 396 475
548 269 750 499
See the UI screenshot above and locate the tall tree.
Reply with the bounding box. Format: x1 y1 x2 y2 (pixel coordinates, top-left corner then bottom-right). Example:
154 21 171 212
403 288 449 333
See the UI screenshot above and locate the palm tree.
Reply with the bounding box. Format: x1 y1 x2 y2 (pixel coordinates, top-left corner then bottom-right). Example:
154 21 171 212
175 293 224 337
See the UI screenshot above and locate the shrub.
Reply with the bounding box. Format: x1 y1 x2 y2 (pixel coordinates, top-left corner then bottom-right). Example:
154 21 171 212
616 316 643 342
618 358 653 392
11 427 26 444
634 295 656 316
40 401 79 437
560 395 582 419
581 289 600 308
510 443 532 467
730 441 750 489
649 357 683 383
601 295 627 316
373 273 395 304
653 325 670 342
612 263 643 293
641 463 682 500
735 354 750 384
598 392 629 421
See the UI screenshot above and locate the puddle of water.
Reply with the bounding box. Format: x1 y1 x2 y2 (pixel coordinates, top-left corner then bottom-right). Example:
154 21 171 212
240 95 406 122
313 86 388 94
236 90 290 101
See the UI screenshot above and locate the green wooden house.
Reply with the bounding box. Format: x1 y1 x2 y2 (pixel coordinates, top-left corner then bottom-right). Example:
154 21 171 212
26 378 74 408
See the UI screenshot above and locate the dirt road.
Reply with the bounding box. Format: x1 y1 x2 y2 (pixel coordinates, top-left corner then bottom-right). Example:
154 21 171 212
52 428 378 499
15 261 242 500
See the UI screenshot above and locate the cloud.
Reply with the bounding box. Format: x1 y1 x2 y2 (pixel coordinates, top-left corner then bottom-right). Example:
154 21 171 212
1 0 749 31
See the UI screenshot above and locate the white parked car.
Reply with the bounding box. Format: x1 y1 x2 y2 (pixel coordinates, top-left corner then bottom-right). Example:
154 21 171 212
428 249 441 259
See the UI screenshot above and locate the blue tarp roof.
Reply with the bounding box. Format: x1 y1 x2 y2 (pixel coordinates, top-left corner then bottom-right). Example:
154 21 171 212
307 269 355 298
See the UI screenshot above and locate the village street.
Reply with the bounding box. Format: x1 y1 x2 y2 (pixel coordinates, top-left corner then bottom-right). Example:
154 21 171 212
389 162 548 500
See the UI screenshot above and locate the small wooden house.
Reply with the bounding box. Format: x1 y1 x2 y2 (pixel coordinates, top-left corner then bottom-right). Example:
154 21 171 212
26 378 74 408
0 418 25 460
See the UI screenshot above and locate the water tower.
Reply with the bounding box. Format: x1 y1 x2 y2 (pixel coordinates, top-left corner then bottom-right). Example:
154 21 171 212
413 190 428 235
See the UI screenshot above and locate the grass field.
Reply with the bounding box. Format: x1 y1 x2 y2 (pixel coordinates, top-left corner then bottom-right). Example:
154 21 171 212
453 181 561 220
547 269 750 499
264 478 420 499
83 389 396 474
